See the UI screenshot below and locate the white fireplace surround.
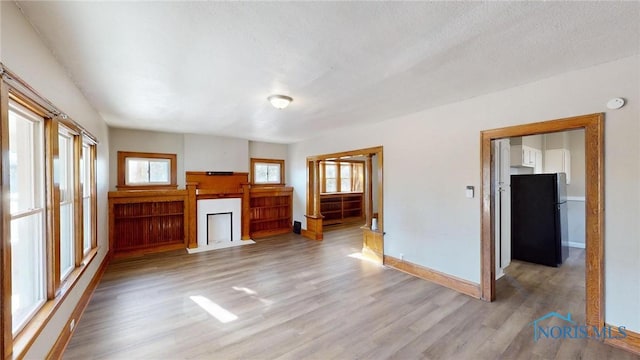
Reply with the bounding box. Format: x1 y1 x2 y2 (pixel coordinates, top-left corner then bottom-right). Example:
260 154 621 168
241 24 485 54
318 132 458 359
189 198 247 253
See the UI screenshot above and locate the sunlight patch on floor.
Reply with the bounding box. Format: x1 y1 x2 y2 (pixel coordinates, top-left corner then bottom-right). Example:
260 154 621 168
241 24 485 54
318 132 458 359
348 252 382 265
189 295 238 323
232 286 274 307
232 286 257 295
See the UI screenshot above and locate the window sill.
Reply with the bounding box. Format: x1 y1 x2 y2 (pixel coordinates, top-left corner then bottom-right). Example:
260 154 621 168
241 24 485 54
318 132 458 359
12 247 99 359
116 184 178 191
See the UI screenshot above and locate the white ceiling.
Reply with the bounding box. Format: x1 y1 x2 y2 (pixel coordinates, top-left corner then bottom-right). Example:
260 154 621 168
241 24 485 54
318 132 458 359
16 1 640 143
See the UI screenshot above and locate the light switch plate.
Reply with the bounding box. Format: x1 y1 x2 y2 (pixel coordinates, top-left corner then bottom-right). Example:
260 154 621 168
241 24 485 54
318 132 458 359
466 186 474 198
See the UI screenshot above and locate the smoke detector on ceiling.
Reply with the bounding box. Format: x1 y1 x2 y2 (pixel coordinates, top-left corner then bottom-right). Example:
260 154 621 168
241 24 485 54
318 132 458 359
606 97 625 110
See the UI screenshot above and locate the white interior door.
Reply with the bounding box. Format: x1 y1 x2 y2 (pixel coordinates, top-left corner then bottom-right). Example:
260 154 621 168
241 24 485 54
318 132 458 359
494 139 512 279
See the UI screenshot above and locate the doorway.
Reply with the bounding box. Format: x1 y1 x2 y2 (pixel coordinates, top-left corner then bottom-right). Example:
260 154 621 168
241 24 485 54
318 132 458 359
480 113 604 330
304 146 384 263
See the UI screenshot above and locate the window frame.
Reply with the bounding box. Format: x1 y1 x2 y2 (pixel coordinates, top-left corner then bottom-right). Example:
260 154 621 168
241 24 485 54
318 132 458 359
320 160 364 194
117 151 177 190
250 158 285 186
1 70 100 359
81 139 97 256
57 125 77 281
7 101 47 336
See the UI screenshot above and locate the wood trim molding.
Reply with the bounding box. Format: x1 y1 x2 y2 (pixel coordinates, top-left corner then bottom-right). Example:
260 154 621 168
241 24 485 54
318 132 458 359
250 158 285 185
47 252 110 360
480 113 604 330
0 73 11 359
384 255 481 299
116 151 177 190
302 215 323 241
605 325 640 356
307 146 383 162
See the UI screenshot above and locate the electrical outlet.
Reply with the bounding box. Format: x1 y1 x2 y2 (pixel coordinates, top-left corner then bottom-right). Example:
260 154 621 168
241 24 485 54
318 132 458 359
70 319 75 332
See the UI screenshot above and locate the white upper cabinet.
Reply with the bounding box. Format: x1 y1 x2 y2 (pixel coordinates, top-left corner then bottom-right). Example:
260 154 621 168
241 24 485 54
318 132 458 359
544 149 571 184
510 144 537 168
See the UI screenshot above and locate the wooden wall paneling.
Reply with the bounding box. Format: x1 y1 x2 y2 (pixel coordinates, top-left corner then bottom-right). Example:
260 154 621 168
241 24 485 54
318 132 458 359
480 113 604 331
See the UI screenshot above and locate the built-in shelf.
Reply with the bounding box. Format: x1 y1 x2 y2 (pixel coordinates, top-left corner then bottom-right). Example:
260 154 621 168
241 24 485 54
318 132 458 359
320 192 364 225
249 186 293 238
109 190 188 256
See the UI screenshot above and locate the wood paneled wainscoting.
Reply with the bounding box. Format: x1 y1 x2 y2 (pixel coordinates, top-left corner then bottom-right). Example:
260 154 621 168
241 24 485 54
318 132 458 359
108 190 189 258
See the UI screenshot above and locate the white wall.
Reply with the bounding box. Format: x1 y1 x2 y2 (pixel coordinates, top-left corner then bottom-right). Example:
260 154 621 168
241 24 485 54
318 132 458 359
567 129 586 197
1 2 110 357
566 129 586 247
183 134 249 172
108 130 257 189
289 55 640 332
249 141 288 160
108 128 185 189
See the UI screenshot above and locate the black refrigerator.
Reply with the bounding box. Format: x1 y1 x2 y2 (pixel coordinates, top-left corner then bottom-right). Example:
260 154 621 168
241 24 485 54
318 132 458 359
511 173 569 267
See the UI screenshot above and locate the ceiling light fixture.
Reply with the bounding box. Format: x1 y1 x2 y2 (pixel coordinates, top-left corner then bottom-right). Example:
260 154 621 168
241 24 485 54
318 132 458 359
268 94 293 109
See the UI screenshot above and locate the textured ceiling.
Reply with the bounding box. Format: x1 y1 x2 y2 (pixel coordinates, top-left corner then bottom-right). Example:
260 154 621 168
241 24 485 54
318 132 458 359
15 1 640 143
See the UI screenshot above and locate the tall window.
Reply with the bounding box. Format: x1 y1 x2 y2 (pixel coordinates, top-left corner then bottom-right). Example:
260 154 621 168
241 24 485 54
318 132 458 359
2 71 100 358
58 127 75 280
324 162 337 192
8 102 46 334
321 161 363 193
251 158 285 185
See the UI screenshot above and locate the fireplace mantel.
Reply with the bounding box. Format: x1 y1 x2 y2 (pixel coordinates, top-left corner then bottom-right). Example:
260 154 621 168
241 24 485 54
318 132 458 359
185 171 251 248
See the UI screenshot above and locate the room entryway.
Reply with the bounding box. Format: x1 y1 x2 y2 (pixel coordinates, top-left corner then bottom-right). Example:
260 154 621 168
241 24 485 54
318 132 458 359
304 147 384 263
480 113 604 331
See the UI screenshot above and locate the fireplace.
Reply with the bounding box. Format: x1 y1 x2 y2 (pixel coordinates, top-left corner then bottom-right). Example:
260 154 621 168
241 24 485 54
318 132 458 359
196 198 241 248
207 212 232 244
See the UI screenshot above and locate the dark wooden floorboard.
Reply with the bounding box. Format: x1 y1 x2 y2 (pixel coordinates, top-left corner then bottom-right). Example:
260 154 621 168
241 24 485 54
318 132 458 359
64 226 638 359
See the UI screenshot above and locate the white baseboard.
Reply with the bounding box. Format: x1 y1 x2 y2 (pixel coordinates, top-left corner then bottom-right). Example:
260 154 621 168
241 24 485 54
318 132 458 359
568 241 585 249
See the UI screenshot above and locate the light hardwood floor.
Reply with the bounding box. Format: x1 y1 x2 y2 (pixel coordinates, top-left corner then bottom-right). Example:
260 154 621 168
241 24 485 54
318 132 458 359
64 226 637 359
